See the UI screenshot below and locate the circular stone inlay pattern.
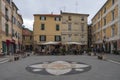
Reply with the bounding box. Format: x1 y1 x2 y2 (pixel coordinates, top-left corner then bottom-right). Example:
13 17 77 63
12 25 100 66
26 61 91 75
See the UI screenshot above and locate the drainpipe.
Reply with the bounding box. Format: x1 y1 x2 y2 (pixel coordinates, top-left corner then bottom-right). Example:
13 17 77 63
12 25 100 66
118 1 120 50
11 1 14 55
100 10 103 52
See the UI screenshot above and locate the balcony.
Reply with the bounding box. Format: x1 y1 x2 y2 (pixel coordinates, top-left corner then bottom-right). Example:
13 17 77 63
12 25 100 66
61 31 80 35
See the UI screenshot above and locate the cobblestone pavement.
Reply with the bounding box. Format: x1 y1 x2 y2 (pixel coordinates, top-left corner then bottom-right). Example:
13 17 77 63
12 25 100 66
106 54 120 62
105 54 120 65
0 55 120 80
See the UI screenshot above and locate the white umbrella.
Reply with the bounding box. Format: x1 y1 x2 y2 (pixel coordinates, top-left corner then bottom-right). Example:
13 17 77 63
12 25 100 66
41 41 60 45
65 42 82 45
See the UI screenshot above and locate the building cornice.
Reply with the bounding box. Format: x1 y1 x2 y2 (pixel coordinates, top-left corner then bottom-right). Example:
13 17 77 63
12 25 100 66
34 14 61 17
92 1 118 26
61 11 89 16
92 0 108 21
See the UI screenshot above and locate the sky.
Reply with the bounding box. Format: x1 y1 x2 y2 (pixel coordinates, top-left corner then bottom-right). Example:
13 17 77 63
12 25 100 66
13 0 107 30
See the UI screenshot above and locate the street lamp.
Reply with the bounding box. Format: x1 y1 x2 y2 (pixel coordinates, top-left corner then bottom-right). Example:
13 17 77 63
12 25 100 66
103 36 108 53
103 39 106 53
98 36 107 60
97 37 107 60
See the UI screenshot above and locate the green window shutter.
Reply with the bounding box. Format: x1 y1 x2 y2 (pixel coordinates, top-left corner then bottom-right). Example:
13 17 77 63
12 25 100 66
41 24 45 30
5 24 9 36
40 16 41 20
56 24 59 31
45 17 46 20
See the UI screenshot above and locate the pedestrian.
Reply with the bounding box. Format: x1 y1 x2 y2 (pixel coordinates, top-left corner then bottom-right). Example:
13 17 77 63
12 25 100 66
93 48 97 56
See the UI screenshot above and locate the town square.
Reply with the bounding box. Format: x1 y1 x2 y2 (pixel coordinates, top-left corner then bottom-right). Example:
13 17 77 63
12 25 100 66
0 55 120 80
0 0 120 80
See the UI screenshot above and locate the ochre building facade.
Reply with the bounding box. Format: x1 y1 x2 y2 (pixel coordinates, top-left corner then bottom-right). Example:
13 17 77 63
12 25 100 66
33 12 89 50
33 14 61 50
92 0 120 53
0 0 23 55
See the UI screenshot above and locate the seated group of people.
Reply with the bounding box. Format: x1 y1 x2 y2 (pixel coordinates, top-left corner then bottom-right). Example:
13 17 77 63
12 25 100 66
35 46 85 55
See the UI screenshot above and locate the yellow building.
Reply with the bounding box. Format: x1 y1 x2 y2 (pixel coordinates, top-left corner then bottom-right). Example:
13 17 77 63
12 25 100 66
22 28 33 51
33 12 89 51
12 2 23 53
33 14 61 50
92 0 120 53
61 12 89 49
0 0 23 55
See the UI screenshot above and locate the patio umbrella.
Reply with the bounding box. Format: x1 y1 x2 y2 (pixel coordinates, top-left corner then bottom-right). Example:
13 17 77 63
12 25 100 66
41 41 60 45
65 42 82 45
